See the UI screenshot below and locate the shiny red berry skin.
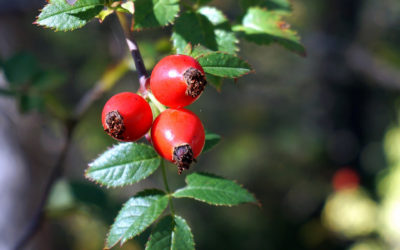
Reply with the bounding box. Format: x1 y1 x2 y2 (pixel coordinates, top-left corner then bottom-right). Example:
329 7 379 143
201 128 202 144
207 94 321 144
102 92 153 142
150 55 207 108
151 108 205 173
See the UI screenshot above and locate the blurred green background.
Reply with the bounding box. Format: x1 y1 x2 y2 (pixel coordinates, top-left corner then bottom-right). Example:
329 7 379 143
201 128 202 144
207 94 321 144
1 0 400 249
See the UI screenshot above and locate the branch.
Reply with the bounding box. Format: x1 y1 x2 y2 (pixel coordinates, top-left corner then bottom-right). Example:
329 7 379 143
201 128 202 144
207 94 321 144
116 12 150 97
346 45 400 91
73 58 130 119
12 121 75 250
14 11 151 250
12 59 129 250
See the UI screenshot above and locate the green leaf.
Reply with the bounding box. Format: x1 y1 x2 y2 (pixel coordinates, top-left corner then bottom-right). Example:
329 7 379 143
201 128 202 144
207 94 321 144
197 52 253 78
35 0 105 31
198 6 238 54
120 1 134 14
3 52 38 86
146 215 195 250
233 7 305 55
190 45 212 59
240 0 292 14
205 73 223 90
214 29 238 55
133 0 180 29
32 69 66 91
197 6 228 25
18 94 44 113
106 189 169 248
86 143 161 187
203 132 221 152
182 43 193 56
172 11 218 54
173 172 257 206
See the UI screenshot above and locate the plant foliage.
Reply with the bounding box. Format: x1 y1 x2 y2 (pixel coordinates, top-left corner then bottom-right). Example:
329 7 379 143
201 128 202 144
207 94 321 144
31 0 305 248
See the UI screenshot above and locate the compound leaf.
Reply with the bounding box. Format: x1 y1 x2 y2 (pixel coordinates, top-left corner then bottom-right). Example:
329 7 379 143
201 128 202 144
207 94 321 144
173 172 257 206
86 143 161 188
106 189 169 248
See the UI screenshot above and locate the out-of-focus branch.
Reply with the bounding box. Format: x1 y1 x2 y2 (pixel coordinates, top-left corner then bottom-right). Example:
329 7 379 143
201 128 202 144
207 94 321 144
116 12 150 97
346 45 400 91
12 121 74 250
12 58 129 250
74 58 130 119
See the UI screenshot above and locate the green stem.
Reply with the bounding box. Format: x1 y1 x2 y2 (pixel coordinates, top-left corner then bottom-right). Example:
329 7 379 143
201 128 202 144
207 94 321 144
147 92 166 113
161 160 175 215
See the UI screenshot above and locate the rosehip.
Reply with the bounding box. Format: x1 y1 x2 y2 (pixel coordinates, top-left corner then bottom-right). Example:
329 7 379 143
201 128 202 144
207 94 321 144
151 108 205 174
150 54 207 108
102 92 153 142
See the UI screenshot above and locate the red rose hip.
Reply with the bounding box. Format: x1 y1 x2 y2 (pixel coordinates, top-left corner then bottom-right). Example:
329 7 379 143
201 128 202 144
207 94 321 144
150 54 207 108
151 108 205 173
102 92 153 142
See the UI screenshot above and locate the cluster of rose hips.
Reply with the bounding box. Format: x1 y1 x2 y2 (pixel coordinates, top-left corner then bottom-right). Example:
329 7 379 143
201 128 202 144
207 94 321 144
101 55 207 174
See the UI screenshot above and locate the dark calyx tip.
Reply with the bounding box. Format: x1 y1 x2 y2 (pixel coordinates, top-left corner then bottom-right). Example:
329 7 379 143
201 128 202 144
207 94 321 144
105 110 125 140
173 144 195 174
183 67 207 98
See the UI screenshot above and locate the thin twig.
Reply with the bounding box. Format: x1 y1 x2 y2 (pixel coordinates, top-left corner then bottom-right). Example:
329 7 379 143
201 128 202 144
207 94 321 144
12 121 75 250
346 45 400 91
14 10 156 250
161 160 175 215
13 59 129 250
116 12 150 97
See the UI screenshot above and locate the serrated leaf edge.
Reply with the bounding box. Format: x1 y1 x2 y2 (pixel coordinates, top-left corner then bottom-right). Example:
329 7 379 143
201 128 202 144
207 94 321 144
172 172 260 207
84 142 161 188
236 6 306 56
133 2 180 31
172 215 196 250
104 189 168 249
34 2 104 32
196 51 255 78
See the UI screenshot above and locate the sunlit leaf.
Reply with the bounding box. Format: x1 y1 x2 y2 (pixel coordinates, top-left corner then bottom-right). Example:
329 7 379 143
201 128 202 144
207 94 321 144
35 0 105 31
240 0 292 14
233 7 305 55
134 0 180 29
197 6 228 25
198 6 238 54
172 11 217 54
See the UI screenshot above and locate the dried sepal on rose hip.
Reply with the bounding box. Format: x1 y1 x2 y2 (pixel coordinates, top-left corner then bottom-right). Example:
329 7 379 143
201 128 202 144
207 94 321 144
102 92 153 142
151 108 205 174
150 54 207 108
